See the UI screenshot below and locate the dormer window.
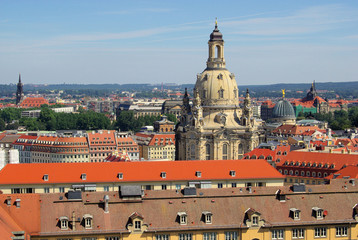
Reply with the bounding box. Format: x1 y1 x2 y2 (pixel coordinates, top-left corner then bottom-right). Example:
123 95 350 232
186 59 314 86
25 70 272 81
196 171 202 178
134 220 141 230
118 173 123 179
202 211 212 224
43 174 49 181
83 214 93 229
290 208 301 220
81 173 86 180
252 216 258 225
178 212 187 225
230 170 236 177
161 172 166 179
312 207 324 220
59 216 68 230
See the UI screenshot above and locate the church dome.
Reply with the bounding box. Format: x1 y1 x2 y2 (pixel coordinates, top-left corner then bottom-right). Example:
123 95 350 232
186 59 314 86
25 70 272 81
272 99 295 120
194 22 238 107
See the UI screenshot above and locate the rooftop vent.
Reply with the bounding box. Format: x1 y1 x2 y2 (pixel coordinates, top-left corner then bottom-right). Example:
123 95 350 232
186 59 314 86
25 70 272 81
292 184 306 192
120 185 143 198
183 187 197 196
67 189 82 200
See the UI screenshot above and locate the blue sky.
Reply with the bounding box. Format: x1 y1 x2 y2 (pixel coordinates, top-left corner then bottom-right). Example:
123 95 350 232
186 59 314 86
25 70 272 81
0 0 357 86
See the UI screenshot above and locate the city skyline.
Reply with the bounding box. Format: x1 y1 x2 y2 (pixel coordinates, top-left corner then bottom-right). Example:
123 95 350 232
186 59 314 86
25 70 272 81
1 0 358 85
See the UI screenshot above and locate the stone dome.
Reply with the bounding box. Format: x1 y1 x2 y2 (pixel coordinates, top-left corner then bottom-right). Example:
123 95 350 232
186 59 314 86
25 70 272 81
272 99 295 119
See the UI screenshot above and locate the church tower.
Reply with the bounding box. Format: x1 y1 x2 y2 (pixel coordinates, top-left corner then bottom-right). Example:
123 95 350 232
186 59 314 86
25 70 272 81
16 74 24 105
175 21 263 160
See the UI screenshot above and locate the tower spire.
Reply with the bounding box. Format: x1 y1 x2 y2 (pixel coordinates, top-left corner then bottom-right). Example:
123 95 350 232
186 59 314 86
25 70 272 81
215 17 218 28
19 73 21 83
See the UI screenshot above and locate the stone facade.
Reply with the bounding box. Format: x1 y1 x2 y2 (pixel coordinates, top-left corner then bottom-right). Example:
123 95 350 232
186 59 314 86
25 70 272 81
175 23 264 160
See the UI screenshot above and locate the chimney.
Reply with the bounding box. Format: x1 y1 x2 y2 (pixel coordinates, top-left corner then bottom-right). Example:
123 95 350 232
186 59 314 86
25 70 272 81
72 211 76 231
15 199 21 208
104 195 109 213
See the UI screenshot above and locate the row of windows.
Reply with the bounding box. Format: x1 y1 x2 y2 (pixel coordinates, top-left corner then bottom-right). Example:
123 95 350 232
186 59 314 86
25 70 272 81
281 169 329 178
272 227 348 239
284 161 335 169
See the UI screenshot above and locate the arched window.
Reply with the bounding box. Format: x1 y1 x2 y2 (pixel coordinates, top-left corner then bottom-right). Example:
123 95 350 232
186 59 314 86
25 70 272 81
323 172 328 177
190 144 195 160
306 171 310 177
301 171 305 176
289 170 293 175
238 143 244 155
222 144 228 160
215 45 221 58
206 144 211 160
284 170 288 175
312 172 316 177
317 172 322 177
259 155 265 159
295 170 299 176
219 89 224 98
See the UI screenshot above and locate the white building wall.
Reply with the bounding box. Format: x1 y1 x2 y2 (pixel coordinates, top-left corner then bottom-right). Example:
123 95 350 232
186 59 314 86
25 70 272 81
9 149 19 164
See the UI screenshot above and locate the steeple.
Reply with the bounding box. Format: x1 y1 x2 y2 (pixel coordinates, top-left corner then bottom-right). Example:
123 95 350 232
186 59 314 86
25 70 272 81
207 18 225 69
16 73 24 105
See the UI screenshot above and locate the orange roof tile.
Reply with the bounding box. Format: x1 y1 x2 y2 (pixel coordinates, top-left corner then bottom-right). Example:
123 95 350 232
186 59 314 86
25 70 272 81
327 166 358 179
277 151 358 171
0 160 283 185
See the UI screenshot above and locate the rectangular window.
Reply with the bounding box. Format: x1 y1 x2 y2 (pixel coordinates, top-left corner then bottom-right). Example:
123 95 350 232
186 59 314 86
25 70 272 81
176 184 181 190
103 186 109 191
314 227 327 238
231 183 237 188
134 220 141 230
225 232 238 240
82 238 97 240
292 228 304 239
179 233 192 240
252 216 258 225
336 226 348 237
203 232 217 240
272 229 284 239
44 187 50 193
155 235 169 240
59 187 65 193
105 237 120 240
162 184 167 190
217 183 223 188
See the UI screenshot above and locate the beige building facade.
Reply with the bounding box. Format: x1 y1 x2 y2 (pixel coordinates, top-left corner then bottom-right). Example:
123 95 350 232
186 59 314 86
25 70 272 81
175 23 263 160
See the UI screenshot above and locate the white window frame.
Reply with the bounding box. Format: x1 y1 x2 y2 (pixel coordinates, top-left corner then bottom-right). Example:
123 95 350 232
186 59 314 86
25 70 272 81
272 229 284 239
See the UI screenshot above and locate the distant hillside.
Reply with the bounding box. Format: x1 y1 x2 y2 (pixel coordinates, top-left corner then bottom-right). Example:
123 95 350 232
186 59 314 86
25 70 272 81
1 81 358 99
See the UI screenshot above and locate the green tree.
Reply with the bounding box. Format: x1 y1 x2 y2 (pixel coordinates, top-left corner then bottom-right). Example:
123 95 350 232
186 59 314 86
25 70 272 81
0 118 5 131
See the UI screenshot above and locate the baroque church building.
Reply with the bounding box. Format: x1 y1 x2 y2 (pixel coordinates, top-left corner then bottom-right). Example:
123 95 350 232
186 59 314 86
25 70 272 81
175 22 264 160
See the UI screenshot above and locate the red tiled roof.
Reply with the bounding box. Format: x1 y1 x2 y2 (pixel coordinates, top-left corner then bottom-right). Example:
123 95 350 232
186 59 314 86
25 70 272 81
0 194 41 237
327 166 358 179
0 160 283 185
148 134 175 146
276 151 358 171
273 125 321 135
20 97 49 108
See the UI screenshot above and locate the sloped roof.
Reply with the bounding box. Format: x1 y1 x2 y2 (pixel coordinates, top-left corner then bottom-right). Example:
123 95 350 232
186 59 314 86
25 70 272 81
0 194 41 237
0 160 283 185
327 166 358 179
277 151 358 170
36 181 358 235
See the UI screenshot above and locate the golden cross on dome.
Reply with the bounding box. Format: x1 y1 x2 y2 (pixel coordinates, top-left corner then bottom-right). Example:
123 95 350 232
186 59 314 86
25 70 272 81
215 17 218 27
281 89 285 98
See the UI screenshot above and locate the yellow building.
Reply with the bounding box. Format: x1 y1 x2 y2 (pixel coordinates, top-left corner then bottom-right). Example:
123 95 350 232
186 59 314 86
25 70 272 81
2 179 358 240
